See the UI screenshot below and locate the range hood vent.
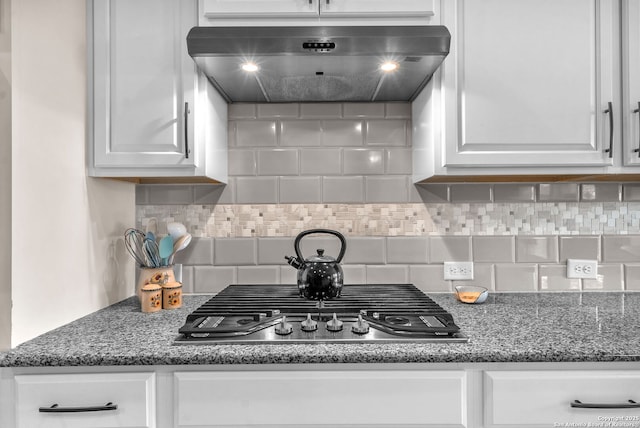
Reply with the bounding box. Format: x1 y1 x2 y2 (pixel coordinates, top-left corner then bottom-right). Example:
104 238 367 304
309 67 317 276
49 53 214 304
187 26 450 103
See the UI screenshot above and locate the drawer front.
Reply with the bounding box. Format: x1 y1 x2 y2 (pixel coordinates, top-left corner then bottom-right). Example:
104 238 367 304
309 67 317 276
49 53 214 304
485 370 640 427
15 372 155 428
176 370 467 427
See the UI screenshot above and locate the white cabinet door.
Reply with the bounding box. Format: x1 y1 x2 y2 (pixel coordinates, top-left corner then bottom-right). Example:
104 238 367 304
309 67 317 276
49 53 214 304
320 0 434 17
201 0 319 18
440 0 619 168
485 370 640 427
14 372 155 428
623 0 640 166
175 370 467 427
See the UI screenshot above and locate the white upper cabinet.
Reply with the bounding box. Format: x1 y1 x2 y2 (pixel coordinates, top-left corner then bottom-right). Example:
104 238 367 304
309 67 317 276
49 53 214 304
413 0 640 181
90 0 227 183
623 0 640 166
200 0 435 24
440 0 619 169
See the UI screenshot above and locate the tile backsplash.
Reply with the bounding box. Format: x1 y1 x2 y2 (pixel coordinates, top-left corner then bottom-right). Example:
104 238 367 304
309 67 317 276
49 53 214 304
136 103 640 295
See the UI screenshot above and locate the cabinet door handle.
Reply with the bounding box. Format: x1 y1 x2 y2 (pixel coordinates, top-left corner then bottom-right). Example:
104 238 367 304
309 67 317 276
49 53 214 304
39 402 118 413
184 102 190 159
571 399 640 409
633 102 640 156
604 101 613 158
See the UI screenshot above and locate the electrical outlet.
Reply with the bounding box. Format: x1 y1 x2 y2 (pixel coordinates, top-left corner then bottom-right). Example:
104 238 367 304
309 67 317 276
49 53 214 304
444 261 474 280
567 259 598 279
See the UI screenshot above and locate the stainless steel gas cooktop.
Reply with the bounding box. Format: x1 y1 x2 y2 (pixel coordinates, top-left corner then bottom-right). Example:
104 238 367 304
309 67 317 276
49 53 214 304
175 284 468 344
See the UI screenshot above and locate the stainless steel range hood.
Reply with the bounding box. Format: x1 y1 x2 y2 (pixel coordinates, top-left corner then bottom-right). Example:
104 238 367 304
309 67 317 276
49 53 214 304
186 26 450 103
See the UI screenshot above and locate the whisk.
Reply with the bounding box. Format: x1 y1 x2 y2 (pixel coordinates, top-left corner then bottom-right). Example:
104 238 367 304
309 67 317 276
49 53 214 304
124 228 151 267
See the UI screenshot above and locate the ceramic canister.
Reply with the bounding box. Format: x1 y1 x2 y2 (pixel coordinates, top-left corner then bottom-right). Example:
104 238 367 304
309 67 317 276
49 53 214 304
140 283 162 313
162 281 183 309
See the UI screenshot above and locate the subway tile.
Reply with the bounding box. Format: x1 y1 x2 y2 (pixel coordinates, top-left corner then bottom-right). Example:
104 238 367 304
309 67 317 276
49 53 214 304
342 265 366 284
174 237 213 265
623 184 640 201
583 264 624 291
321 120 364 146
258 237 295 265
237 266 280 284
472 236 514 263
214 238 256 265
300 103 342 118
412 184 449 203
581 183 621 202
323 177 364 203
279 177 322 203
365 120 407 146
228 150 256 176
235 121 277 147
147 185 193 205
135 185 148 205
539 264 581 291
366 265 409 284
516 236 558 263
280 120 322 146
409 265 451 292
179 265 194 294
193 266 236 293
385 149 412 174
279 266 298 285
342 237 386 264
385 102 411 119
365 176 409 203
343 149 384 174
493 184 536 203
257 149 299 175
227 121 237 147
429 236 472 262
494 264 537 292
624 264 640 290
300 149 342 175
257 103 299 118
603 235 640 262
453 263 494 290
559 236 600 262
449 184 492 203
538 183 579 202
386 237 429 264
228 104 256 119
193 182 233 204
235 177 278 204
343 103 385 118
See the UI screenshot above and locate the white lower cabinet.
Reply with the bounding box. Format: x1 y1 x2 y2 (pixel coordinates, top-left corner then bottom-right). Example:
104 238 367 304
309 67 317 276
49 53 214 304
175 370 467 427
484 370 640 428
14 372 156 428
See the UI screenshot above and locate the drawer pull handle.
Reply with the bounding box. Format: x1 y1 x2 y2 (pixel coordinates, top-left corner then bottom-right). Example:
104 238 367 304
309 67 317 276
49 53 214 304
571 399 640 409
39 402 118 413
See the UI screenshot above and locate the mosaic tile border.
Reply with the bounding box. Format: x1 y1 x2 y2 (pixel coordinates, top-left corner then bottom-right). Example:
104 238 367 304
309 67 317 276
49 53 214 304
137 202 640 238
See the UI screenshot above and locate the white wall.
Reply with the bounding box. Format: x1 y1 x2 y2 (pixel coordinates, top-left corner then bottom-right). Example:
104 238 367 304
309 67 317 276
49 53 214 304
10 0 135 346
0 0 11 351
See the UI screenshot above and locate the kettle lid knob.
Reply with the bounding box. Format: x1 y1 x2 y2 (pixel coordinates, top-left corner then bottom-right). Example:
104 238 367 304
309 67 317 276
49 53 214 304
316 249 325 256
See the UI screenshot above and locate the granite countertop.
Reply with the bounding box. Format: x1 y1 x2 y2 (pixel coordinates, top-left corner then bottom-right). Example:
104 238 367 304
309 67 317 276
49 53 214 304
2 292 640 367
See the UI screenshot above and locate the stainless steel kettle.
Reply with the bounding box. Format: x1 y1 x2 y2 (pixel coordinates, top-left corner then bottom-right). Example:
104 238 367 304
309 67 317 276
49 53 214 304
285 229 347 300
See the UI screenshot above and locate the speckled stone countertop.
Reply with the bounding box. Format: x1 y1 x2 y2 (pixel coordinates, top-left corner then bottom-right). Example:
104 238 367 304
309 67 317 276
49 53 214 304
2 292 640 367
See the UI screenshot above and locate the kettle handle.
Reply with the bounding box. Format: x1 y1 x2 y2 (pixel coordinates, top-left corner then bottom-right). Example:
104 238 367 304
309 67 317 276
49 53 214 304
294 229 347 263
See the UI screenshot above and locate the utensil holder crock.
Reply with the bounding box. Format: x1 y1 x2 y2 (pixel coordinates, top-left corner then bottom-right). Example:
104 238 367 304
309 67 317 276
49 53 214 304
136 266 175 301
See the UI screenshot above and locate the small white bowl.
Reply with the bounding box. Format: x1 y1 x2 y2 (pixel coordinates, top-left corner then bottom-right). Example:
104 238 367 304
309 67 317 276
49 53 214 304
454 285 489 304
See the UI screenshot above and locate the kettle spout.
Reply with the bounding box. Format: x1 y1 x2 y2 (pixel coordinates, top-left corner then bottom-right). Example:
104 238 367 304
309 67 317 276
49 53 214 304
285 255 303 270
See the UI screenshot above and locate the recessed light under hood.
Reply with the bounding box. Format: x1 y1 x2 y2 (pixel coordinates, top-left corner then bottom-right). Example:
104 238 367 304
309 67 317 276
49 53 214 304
186 26 450 103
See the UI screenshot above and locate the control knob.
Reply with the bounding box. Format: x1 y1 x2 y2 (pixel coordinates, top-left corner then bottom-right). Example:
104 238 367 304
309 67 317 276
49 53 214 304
351 314 370 335
274 316 293 335
301 313 318 332
326 313 343 332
